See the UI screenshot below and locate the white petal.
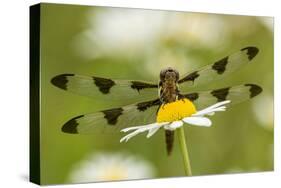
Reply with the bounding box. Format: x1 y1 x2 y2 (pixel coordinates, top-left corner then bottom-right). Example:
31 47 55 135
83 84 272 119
193 100 230 116
194 108 214 116
206 112 215 116
120 122 169 142
206 100 231 109
169 121 183 129
121 122 168 132
121 124 156 132
164 124 174 131
183 116 212 127
120 131 139 142
147 127 161 138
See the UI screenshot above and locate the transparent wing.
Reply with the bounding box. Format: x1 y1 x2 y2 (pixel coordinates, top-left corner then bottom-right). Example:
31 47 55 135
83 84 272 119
183 84 262 110
179 47 259 93
61 99 161 134
51 74 159 104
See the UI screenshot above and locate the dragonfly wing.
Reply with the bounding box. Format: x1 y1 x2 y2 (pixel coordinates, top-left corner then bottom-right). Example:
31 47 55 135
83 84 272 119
61 98 161 134
51 74 159 104
183 84 262 110
179 47 259 93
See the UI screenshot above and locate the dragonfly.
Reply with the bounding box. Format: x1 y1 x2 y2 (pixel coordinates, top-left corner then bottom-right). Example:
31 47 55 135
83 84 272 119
51 46 262 155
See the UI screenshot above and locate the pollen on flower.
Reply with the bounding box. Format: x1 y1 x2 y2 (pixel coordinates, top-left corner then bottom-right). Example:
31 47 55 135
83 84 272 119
156 98 197 123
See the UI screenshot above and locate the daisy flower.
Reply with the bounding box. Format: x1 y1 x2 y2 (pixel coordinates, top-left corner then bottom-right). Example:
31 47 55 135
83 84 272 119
120 99 230 142
68 152 155 183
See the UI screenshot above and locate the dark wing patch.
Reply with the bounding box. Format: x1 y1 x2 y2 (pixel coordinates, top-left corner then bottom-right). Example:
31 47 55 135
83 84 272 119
136 99 161 112
61 115 83 134
245 84 262 98
179 46 259 93
51 74 74 90
211 87 230 102
178 71 199 84
212 57 228 74
131 81 158 92
102 108 123 125
241 46 259 60
182 92 199 102
93 77 115 94
182 84 262 110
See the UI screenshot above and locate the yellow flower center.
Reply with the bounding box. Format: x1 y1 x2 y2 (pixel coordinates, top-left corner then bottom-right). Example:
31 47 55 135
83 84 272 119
157 98 197 123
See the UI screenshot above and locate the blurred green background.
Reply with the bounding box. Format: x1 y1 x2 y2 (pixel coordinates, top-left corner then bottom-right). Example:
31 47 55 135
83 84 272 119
39 3 273 185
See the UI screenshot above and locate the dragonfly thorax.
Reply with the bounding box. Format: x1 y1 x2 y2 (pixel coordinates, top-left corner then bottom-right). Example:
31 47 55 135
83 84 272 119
159 67 180 103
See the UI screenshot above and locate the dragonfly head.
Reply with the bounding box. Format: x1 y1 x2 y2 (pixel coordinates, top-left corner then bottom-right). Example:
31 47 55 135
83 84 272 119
160 67 179 84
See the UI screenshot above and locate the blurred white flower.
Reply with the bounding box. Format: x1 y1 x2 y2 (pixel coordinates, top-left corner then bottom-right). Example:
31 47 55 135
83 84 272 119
252 94 273 131
68 152 155 183
164 14 228 48
73 9 231 60
73 8 166 59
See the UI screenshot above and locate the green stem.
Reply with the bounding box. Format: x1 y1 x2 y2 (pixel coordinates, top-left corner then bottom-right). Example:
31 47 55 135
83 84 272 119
176 126 192 176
